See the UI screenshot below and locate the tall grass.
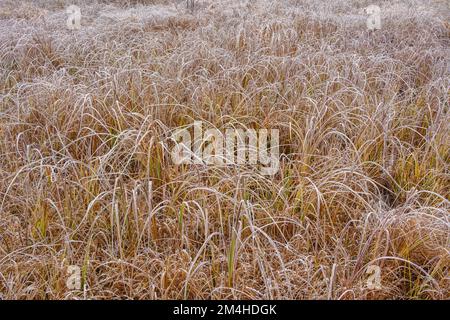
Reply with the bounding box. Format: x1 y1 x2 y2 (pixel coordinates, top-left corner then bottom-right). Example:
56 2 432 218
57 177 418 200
0 0 448 299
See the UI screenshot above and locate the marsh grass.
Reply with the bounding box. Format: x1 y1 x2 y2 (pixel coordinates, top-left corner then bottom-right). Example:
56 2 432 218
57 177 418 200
0 0 448 299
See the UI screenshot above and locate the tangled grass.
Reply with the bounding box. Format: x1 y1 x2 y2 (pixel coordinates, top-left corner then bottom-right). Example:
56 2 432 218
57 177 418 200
0 0 449 299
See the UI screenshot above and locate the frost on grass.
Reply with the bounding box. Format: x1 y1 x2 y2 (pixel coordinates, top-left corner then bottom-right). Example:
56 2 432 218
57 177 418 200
0 0 449 299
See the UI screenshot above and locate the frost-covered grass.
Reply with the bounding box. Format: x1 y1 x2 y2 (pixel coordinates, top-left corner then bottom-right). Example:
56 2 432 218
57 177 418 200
0 0 448 299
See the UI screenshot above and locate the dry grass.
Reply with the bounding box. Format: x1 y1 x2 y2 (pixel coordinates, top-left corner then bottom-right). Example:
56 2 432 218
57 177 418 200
0 0 449 299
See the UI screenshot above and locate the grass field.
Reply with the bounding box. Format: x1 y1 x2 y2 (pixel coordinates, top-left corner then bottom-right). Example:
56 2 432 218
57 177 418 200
0 0 449 299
